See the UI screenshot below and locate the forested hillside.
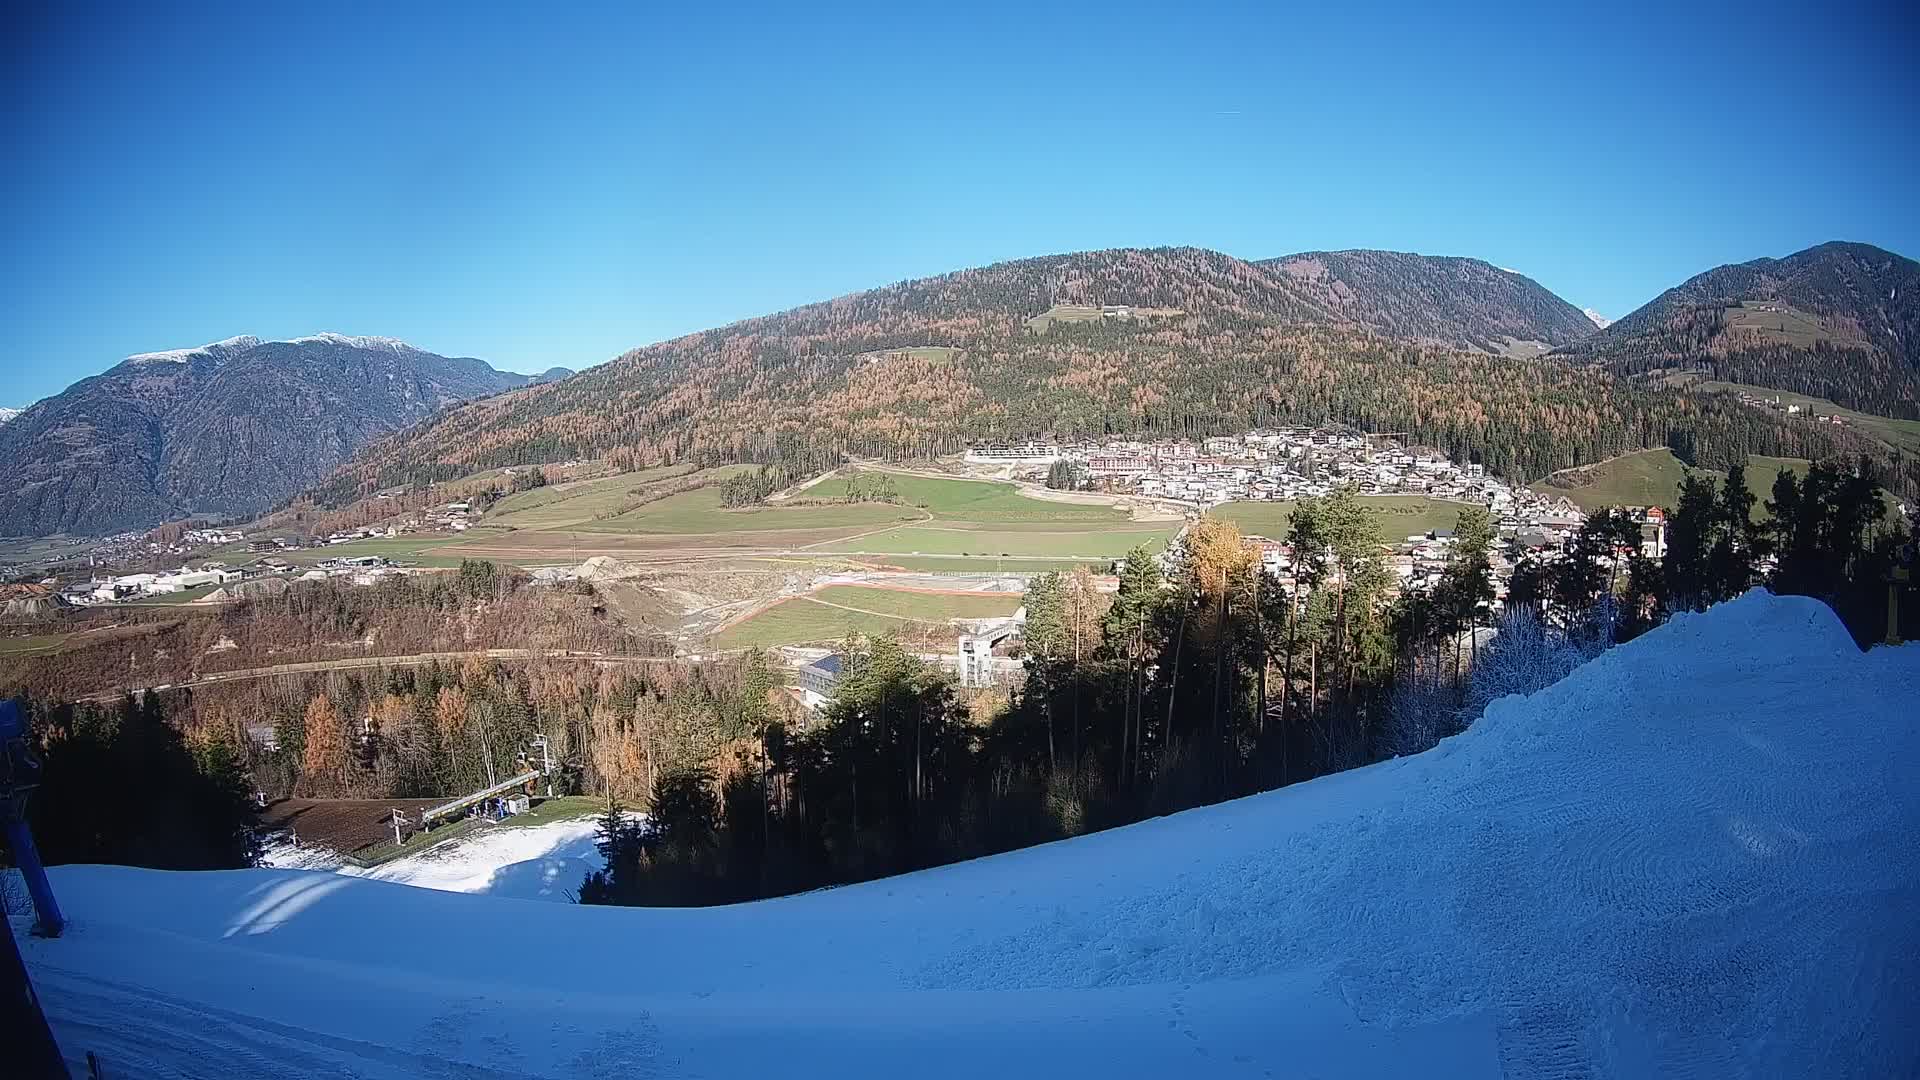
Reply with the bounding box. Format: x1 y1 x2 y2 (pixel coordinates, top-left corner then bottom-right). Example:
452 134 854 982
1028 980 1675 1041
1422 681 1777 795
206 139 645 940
319 247 1901 505
1257 249 1599 355
1562 241 1920 417
0 334 540 535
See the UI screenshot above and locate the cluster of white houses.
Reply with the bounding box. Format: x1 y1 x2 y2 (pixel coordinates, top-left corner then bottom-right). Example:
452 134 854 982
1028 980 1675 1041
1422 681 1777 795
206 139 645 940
64 554 410 607
971 428 1592 540
68 566 246 604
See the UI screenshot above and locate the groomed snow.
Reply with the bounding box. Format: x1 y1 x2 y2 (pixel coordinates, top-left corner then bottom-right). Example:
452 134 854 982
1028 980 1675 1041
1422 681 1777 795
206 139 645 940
262 815 610 902
20 592 1920 1078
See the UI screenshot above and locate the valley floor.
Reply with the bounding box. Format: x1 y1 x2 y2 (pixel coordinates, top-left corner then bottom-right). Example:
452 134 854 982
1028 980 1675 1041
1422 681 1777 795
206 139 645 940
19 593 1920 1078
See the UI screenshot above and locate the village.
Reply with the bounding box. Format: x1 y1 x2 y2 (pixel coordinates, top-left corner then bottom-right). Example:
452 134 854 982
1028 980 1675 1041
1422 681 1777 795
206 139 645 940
969 427 1664 585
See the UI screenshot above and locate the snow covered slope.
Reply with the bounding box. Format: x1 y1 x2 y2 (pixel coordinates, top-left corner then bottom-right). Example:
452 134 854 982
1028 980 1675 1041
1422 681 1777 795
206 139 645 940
21 593 1920 1078
263 815 609 902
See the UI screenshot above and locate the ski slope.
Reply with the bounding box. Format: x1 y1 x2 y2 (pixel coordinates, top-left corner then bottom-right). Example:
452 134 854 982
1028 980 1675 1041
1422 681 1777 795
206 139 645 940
263 815 609 902
20 592 1920 1078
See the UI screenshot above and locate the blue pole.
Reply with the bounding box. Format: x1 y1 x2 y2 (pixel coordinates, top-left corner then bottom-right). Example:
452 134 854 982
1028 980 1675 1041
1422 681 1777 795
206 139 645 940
4 820 63 938
0 700 64 937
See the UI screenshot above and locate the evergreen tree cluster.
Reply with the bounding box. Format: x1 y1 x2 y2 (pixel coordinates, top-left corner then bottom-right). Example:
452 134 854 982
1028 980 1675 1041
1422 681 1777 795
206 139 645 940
3 692 260 871
717 464 793 507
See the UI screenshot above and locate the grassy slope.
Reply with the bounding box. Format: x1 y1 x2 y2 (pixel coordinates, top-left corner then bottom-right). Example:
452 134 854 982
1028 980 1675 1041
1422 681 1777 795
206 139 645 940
1533 449 1695 510
1534 448 1823 519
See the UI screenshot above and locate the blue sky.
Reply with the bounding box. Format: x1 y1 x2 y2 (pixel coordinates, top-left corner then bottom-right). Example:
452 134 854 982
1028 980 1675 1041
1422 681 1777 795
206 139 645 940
4 1 1916 406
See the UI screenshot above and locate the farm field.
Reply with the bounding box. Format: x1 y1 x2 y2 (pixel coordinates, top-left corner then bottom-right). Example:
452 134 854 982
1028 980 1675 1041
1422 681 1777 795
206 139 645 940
811 585 1021 621
714 584 1024 649
486 464 700 529
583 484 921 535
0 535 91 566
1216 495 1477 542
848 555 1108 574
819 524 1174 558
712 598 913 649
215 533 487 569
806 469 1132 523
0 633 70 657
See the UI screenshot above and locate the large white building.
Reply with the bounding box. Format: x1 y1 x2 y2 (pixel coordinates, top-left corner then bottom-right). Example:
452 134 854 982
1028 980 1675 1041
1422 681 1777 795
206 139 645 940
964 442 1063 464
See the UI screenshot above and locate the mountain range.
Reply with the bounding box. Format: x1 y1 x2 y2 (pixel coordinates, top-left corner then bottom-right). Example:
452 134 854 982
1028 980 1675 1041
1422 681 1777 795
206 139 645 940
322 241 1911 512
9 241 1913 537
0 334 567 536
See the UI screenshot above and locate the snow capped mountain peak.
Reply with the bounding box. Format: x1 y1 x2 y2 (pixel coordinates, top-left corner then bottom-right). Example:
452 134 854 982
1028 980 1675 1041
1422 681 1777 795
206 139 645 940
283 332 419 353
1582 307 1612 329
123 335 263 364
0 406 21 425
119 333 428 367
